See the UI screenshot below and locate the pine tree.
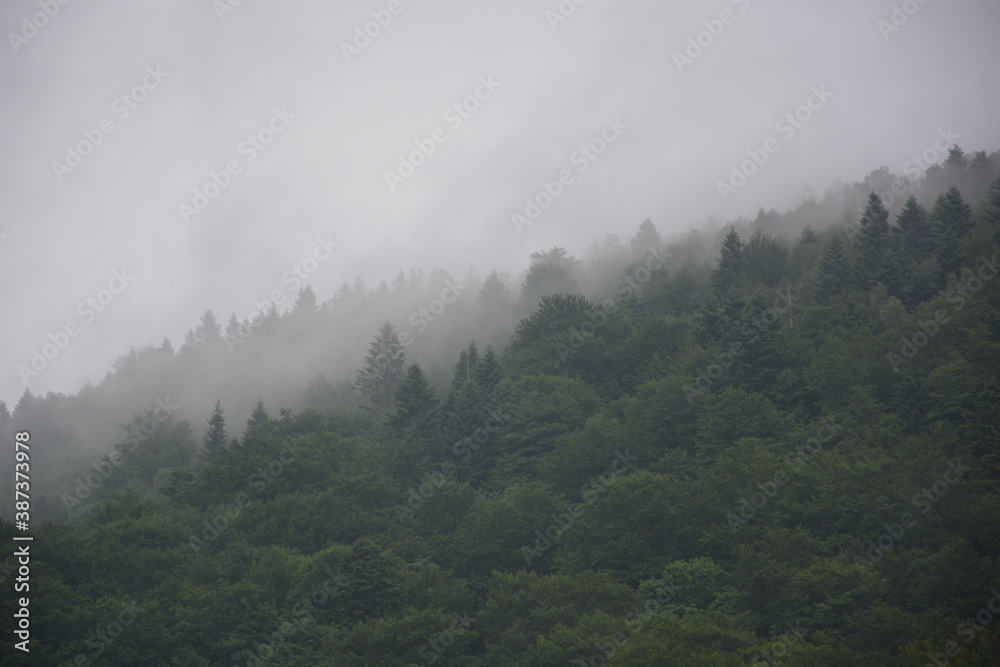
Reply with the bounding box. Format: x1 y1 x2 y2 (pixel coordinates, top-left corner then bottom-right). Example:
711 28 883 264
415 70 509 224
930 188 972 280
984 175 1000 245
931 186 974 239
943 145 967 184
159 338 174 356
855 192 891 288
799 226 818 244
711 227 744 295
889 196 936 306
935 224 967 279
894 196 933 258
478 270 511 333
817 235 851 303
451 342 480 389
195 310 222 344
391 270 407 293
476 346 502 395
293 286 317 317
204 400 228 458
520 248 579 312
225 314 241 341
743 230 788 286
389 363 438 441
244 399 270 440
452 350 469 390
355 321 407 408
630 218 662 255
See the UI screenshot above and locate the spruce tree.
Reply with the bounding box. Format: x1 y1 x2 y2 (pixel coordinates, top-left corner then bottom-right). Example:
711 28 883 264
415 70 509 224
984 175 1000 245
244 399 270 440
476 346 503 395
356 321 406 408
451 342 480 389
894 196 933 258
931 186 974 239
390 364 438 441
711 227 744 296
630 218 662 255
855 192 891 288
204 400 228 458
817 235 851 303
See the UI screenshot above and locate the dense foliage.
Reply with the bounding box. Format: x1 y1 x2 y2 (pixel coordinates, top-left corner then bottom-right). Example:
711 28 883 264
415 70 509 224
2 150 1000 665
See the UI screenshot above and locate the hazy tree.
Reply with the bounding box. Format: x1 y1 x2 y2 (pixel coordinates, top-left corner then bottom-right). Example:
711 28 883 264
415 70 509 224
452 342 479 389
711 227 744 295
894 196 933 257
855 192 891 287
390 363 438 441
931 186 974 240
743 230 787 286
817 235 850 303
159 337 174 356
478 270 511 324
521 247 579 312
630 218 662 255
203 400 228 458
356 321 407 408
391 270 407 293
243 399 270 440
984 175 1000 244
292 285 317 317
477 345 503 395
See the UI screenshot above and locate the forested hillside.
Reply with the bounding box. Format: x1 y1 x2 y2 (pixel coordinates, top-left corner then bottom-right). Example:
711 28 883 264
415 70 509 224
2 150 1000 665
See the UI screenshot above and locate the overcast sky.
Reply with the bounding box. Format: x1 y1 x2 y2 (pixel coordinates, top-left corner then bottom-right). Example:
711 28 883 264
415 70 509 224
2 0 998 408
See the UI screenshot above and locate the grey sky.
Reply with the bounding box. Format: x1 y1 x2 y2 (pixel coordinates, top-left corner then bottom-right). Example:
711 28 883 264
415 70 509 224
2 0 998 407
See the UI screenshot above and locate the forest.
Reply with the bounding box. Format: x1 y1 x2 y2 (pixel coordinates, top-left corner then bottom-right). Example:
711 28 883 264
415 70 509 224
2 145 1000 665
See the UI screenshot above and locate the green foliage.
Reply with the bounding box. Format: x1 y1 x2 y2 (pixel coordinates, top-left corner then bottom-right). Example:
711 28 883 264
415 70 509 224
11 176 1000 666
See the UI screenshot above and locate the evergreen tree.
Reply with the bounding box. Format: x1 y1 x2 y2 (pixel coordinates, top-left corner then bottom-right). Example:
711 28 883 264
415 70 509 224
889 196 938 306
292 286 317 317
182 309 224 354
244 399 270 440
159 337 174 356
478 270 512 338
711 227 744 295
743 230 788 286
894 196 933 258
931 186 974 239
943 144 967 184
817 235 851 303
389 363 438 441
855 192 891 288
225 314 241 341
356 321 407 408
798 225 818 244
935 224 967 279
520 247 579 312
391 269 407 293
476 345 503 395
203 400 228 458
451 342 479 389
630 218 662 256
984 174 1000 245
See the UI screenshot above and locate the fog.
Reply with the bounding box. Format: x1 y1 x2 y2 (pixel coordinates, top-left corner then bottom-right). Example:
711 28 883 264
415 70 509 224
2 0 999 410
